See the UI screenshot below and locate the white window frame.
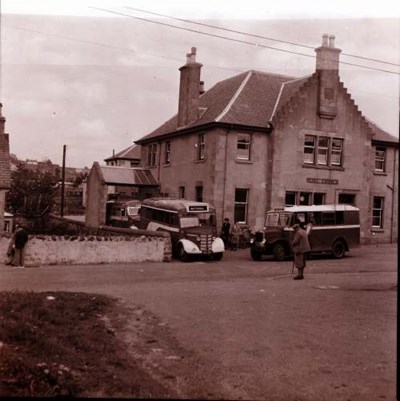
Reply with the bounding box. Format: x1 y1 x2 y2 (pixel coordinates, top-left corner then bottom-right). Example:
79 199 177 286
331 138 343 166
165 141 171 164
317 137 329 165
304 135 315 164
372 196 384 228
304 135 344 167
234 188 249 223
236 133 251 160
197 134 205 160
147 143 157 167
375 147 386 172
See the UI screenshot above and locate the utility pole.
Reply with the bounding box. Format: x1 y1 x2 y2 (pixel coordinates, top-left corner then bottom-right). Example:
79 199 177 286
60 145 66 217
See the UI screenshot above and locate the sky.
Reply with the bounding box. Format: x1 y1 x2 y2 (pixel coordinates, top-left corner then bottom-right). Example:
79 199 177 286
0 0 399 168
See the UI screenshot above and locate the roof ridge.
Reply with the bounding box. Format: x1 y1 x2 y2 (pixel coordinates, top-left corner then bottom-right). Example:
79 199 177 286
215 71 253 122
270 75 313 121
269 82 286 121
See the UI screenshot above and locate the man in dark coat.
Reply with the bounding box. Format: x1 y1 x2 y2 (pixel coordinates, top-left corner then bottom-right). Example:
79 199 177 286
220 218 231 249
12 225 29 267
291 223 311 280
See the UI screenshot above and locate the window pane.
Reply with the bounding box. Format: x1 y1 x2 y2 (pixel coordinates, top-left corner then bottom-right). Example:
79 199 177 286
234 204 246 223
235 188 248 203
313 193 325 205
198 134 205 160
317 137 329 165
234 188 248 223
304 135 315 164
285 192 296 206
375 148 385 171
237 134 251 160
372 196 384 227
331 139 343 166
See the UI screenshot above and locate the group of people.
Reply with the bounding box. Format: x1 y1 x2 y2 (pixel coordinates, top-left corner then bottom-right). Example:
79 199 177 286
221 217 312 281
220 218 242 251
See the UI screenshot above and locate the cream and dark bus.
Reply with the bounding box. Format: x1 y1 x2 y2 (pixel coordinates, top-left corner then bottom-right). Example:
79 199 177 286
139 198 225 261
106 199 141 228
251 204 360 261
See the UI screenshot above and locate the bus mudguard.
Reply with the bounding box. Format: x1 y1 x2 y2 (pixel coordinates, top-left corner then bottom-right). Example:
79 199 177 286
179 239 202 254
212 237 225 253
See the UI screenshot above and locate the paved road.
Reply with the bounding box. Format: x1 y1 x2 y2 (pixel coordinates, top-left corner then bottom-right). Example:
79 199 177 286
0 244 397 400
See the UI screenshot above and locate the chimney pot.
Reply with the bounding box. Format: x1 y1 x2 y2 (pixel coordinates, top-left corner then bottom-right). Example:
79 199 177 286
329 35 336 48
186 47 197 64
322 34 329 47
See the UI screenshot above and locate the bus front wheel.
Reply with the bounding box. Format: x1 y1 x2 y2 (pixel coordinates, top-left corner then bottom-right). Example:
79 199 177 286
178 245 190 262
332 239 346 259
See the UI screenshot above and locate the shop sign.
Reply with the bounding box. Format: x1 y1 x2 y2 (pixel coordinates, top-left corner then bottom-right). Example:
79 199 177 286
307 178 338 185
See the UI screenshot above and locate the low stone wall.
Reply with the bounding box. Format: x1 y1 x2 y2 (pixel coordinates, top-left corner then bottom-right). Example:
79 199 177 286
0 215 172 266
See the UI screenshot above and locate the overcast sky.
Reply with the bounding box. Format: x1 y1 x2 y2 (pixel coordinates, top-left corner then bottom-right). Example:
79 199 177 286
1 0 399 167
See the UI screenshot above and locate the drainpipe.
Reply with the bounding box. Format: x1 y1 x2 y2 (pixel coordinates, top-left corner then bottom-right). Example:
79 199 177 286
222 128 230 222
388 148 396 243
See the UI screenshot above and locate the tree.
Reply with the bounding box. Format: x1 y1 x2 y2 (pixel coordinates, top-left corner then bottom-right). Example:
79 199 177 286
6 161 60 217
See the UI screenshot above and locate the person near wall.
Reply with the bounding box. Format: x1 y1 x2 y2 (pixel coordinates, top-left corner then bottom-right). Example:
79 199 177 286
291 223 311 280
230 222 241 251
11 225 29 267
221 218 231 249
6 235 15 265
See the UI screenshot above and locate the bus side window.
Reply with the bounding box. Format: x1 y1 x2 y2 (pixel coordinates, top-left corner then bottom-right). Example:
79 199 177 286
335 211 344 224
312 212 321 226
321 212 335 225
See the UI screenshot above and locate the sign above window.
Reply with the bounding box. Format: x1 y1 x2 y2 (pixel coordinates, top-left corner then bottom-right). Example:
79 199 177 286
307 178 338 185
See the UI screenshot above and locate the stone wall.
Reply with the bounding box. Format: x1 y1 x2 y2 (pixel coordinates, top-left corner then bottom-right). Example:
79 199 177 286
0 215 172 266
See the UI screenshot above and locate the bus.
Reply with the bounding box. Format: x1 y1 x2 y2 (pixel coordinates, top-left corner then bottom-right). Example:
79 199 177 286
106 199 141 228
251 204 360 261
139 198 225 261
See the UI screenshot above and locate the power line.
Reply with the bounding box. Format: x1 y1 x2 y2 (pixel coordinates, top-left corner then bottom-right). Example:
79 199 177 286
124 6 400 68
90 7 400 76
3 24 243 74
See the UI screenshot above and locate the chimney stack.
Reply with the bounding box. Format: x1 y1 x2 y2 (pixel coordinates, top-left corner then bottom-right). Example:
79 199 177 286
315 33 341 72
315 34 341 119
0 104 5 135
177 47 203 128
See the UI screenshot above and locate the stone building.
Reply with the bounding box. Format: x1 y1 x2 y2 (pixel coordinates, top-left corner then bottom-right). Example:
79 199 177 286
104 144 141 167
135 36 398 244
0 104 11 232
85 162 159 228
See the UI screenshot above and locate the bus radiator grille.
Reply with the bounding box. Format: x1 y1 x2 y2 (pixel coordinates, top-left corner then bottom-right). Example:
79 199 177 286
200 235 212 253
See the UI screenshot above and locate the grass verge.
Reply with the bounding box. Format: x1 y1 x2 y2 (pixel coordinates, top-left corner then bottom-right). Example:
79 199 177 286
0 290 174 397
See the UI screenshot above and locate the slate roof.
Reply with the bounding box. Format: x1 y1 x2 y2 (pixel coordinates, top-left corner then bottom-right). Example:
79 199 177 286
99 166 158 186
136 70 299 143
104 144 141 162
136 68 398 146
365 119 399 145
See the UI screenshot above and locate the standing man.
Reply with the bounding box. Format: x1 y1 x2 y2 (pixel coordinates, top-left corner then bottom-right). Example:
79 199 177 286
221 218 231 249
291 223 310 280
12 225 29 267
